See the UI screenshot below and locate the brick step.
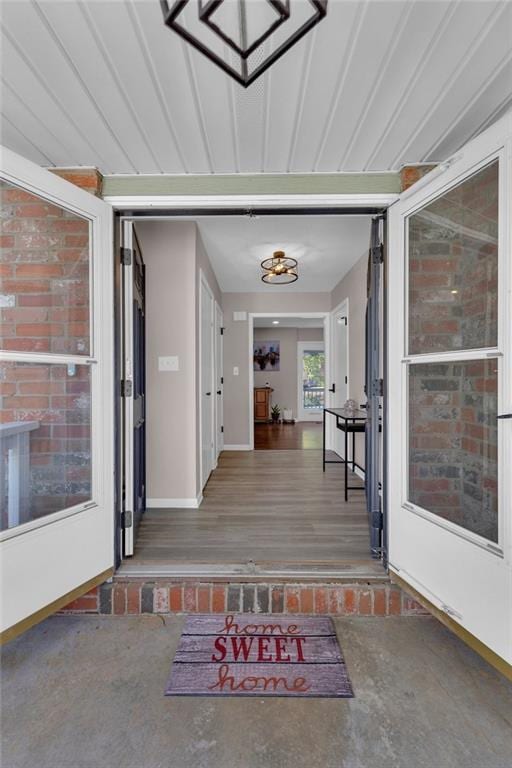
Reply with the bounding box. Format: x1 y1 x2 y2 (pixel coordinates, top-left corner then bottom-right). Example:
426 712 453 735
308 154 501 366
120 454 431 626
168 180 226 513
59 579 430 617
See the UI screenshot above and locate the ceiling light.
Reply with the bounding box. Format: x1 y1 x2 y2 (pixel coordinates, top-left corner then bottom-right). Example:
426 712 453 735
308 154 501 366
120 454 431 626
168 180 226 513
272 320 280 325
160 0 328 88
261 250 298 285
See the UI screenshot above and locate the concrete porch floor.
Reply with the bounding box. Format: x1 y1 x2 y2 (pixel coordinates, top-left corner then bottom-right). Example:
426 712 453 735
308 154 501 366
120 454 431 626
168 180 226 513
2 616 512 768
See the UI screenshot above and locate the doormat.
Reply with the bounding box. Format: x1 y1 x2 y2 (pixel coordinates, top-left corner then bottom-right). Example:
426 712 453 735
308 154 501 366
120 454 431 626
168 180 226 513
165 613 354 698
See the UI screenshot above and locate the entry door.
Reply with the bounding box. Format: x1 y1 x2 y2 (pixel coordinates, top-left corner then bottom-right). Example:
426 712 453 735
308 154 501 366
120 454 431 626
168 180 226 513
214 303 224 462
0 147 114 640
388 113 512 664
365 217 384 558
200 274 214 488
329 303 348 457
297 342 325 421
121 222 146 557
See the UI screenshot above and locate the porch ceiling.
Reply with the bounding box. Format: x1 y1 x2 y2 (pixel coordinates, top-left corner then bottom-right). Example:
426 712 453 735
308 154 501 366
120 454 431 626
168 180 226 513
1 1 511 175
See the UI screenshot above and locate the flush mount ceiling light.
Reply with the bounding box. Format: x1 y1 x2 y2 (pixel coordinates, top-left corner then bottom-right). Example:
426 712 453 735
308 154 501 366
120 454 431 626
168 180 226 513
160 0 328 88
261 250 298 284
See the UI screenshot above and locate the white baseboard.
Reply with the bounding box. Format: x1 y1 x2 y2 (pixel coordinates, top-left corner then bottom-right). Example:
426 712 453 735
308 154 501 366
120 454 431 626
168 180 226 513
147 495 203 509
223 444 252 451
354 466 365 482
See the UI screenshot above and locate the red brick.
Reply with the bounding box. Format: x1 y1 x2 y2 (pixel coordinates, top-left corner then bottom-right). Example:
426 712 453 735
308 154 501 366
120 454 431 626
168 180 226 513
373 589 386 616
169 585 182 612
183 586 197 612
126 585 140 615
16 263 63 278
197 586 210 612
271 586 284 613
113 586 126 615
211 586 226 613
314 587 327 614
359 590 372 615
285 587 300 613
388 588 402 615
344 589 356 615
299 588 313 614
328 588 340 615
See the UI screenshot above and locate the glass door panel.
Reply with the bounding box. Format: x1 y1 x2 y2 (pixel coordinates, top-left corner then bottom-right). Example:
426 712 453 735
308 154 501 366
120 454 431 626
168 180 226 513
408 358 498 542
408 160 498 355
301 349 325 410
0 180 91 356
0 361 92 530
405 157 500 545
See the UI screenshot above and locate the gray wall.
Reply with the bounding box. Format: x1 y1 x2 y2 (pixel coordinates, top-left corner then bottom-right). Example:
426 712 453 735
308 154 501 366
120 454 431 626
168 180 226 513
222 293 331 446
136 221 221 502
254 327 324 420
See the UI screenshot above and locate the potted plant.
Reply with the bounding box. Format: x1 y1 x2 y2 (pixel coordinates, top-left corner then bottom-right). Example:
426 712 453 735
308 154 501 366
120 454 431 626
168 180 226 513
271 404 281 423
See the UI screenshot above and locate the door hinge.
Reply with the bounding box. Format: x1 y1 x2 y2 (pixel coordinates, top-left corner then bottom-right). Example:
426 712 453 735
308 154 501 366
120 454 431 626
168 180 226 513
345 375 348 384
220 327 225 335
121 379 133 397
221 425 224 433
372 378 384 397
123 509 133 528
371 244 384 264
220 376 224 384
121 247 132 266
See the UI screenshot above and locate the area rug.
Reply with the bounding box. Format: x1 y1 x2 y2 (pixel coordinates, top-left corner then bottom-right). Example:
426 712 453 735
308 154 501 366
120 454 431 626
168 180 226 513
165 613 354 698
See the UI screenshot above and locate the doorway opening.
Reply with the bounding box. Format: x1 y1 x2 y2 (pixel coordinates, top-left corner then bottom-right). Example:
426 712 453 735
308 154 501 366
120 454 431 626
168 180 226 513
116 210 385 578
250 313 327 451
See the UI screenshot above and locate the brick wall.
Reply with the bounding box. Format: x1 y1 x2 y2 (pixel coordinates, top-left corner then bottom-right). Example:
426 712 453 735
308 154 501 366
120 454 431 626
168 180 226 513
58 580 430 618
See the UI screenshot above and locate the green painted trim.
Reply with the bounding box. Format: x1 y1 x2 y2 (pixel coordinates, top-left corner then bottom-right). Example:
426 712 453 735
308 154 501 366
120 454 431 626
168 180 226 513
102 173 400 197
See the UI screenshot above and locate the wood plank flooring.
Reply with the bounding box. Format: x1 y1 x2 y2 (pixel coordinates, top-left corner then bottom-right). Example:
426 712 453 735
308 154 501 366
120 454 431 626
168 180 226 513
254 422 323 450
125 450 375 574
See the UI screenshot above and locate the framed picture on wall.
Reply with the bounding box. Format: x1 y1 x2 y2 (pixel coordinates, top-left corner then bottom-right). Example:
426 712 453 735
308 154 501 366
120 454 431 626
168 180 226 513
253 341 280 371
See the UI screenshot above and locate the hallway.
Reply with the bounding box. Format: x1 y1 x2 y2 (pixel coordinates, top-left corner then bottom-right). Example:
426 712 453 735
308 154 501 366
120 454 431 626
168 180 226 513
121 449 372 575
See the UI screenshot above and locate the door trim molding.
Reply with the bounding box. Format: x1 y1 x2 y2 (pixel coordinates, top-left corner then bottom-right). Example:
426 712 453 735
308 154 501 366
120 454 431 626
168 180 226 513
0 568 113 646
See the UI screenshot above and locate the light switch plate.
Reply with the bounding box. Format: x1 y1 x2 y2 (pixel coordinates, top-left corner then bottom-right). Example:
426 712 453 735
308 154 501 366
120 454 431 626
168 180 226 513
233 366 239 376
159 356 179 372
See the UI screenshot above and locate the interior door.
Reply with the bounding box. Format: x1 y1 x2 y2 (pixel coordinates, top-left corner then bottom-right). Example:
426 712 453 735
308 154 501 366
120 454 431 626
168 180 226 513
214 303 224 462
0 147 114 640
121 222 146 557
200 274 214 489
330 303 348 457
388 113 512 664
365 217 384 558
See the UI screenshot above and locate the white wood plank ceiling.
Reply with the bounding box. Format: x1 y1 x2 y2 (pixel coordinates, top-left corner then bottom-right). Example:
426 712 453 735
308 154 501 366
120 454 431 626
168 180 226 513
1 0 511 175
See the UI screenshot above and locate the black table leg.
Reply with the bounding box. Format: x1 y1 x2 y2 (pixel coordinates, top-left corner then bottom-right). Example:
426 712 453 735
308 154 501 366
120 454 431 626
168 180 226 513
352 422 356 471
344 424 348 502
322 409 326 472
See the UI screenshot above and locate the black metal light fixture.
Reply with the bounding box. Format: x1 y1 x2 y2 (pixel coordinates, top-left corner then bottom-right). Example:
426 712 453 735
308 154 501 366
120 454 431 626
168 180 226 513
261 250 298 284
160 0 328 88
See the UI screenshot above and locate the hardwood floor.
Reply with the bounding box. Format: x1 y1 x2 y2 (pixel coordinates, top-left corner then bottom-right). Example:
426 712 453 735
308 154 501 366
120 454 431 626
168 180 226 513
124 449 375 575
254 421 323 450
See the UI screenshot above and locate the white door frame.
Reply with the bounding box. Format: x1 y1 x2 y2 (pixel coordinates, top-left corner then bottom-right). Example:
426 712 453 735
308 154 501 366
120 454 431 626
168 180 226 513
248 312 330 450
388 112 512 664
329 298 350 453
297 340 325 421
199 270 215 489
214 301 224 462
0 147 114 638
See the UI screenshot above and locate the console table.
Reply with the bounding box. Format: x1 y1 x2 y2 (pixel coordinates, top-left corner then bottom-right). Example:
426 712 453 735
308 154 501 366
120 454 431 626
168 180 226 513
322 408 366 501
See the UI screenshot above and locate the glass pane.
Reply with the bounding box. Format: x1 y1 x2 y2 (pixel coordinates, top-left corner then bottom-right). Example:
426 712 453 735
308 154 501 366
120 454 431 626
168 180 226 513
0 362 92 531
302 350 325 410
408 359 498 543
0 181 91 356
408 161 498 355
